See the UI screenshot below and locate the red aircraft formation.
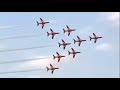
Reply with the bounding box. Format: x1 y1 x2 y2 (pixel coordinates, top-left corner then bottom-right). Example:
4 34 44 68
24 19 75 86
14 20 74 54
63 25 76 36
73 36 86 46
37 18 49 29
37 18 103 74
68 48 81 58
89 33 102 43
47 28 60 39
58 39 71 50
53 52 65 62
46 64 59 74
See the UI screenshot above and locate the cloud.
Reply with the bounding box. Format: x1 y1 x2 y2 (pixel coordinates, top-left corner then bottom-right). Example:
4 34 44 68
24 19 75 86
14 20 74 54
77 26 93 35
15 56 55 70
0 25 20 29
15 52 73 71
96 43 112 51
102 12 119 26
106 12 119 22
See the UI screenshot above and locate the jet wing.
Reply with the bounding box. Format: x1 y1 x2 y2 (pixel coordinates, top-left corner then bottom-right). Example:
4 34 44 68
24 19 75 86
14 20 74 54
50 28 53 32
63 46 66 50
94 39 97 43
66 25 70 29
50 64 53 68
71 48 75 52
93 33 96 37
77 36 80 40
40 18 43 21
79 42 81 46
58 58 60 62
51 70 54 74
73 54 75 58
52 35 54 39
62 39 65 43
68 32 70 36
56 52 60 55
42 24 44 29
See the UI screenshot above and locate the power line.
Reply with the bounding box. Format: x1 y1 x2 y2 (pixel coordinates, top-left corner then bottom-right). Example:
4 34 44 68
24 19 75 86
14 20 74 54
0 57 50 64
0 45 55 53
0 34 38 40
0 68 44 74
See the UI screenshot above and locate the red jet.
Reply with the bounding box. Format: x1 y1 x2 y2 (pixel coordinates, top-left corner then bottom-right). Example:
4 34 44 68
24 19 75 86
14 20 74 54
58 39 71 50
53 52 65 62
68 48 81 58
89 33 102 43
46 64 59 74
73 36 86 46
47 28 60 39
36 18 49 29
63 25 76 36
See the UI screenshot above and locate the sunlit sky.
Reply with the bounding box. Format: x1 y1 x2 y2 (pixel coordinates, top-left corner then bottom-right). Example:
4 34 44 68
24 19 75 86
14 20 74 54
0 12 119 78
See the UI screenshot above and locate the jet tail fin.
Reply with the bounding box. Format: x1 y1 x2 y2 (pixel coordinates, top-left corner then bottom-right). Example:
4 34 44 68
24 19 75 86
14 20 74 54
53 55 55 59
47 32 49 36
46 67 49 71
58 42 61 47
89 36 92 41
37 21 39 26
68 51 70 55
73 39 76 44
63 29 65 33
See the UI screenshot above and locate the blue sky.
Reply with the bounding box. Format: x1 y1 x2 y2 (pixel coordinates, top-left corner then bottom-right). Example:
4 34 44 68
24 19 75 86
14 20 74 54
0 12 119 78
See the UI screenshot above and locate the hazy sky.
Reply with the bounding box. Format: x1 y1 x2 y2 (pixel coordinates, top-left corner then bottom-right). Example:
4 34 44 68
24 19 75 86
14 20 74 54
0 12 119 78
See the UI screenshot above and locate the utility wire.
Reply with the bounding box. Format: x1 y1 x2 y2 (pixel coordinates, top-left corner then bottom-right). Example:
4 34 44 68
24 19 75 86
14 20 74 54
0 45 55 53
0 57 50 64
0 68 44 74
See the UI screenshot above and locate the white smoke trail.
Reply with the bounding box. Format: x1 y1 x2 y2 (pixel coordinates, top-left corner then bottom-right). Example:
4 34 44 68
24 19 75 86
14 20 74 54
0 25 20 29
0 45 55 53
0 35 37 40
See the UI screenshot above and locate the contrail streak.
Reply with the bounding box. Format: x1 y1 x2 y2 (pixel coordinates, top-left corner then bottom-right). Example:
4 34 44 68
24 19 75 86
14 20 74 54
0 57 50 64
0 35 38 40
0 25 20 29
0 45 55 53
0 68 44 74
